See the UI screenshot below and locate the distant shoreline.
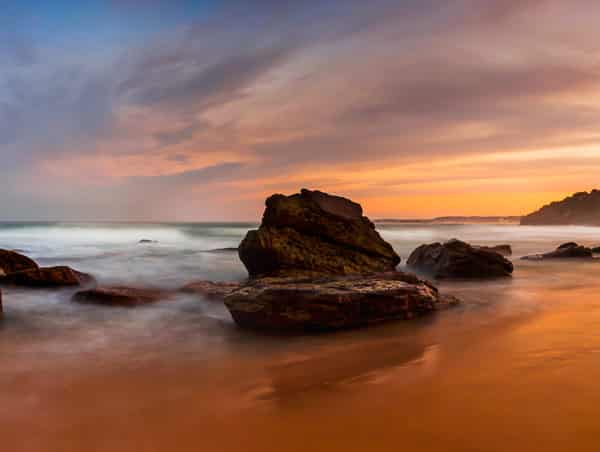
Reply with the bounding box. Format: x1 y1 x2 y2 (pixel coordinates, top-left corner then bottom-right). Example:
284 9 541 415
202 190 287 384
375 216 522 225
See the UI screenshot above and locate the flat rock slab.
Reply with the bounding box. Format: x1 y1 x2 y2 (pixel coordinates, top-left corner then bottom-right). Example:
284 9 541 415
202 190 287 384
1 266 92 287
201 248 239 254
180 281 241 300
224 272 459 332
73 287 170 307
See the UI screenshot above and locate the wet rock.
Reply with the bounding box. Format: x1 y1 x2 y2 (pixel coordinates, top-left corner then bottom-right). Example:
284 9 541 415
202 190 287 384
407 239 513 279
180 280 241 300
478 244 512 256
0 249 39 275
522 242 593 260
592 246 600 254
224 272 459 332
202 247 238 254
138 239 158 244
73 287 169 306
239 189 400 278
1 266 93 287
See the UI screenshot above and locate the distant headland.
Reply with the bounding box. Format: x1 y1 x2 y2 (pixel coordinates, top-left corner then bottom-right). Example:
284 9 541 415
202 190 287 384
376 216 522 225
521 190 600 226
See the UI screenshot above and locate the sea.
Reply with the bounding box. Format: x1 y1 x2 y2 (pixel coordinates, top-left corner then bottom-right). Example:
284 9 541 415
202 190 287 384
2 221 600 452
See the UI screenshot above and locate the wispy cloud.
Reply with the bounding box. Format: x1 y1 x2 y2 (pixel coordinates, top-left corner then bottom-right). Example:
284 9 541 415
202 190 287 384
2 0 600 220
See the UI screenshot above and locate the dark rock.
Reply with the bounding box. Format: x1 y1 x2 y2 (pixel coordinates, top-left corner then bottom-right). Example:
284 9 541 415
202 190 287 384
180 280 241 300
522 242 593 260
202 248 238 254
73 287 169 306
478 244 512 256
1 266 93 287
592 247 600 254
138 239 158 244
224 272 459 332
0 249 38 275
407 239 514 279
521 190 600 225
558 242 579 250
239 189 400 278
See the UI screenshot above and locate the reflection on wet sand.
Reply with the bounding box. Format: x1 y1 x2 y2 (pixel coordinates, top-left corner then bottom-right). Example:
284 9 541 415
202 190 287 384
3 223 600 451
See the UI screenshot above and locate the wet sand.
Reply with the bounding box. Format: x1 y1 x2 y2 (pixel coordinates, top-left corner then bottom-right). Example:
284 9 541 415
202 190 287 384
3 222 600 451
3 258 600 451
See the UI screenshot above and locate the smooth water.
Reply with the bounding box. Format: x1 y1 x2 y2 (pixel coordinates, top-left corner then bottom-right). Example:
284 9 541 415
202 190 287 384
2 222 600 452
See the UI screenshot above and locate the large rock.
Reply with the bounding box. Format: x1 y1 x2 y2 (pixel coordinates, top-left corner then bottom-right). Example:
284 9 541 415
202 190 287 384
73 287 169 307
1 266 93 287
0 249 38 275
407 239 514 279
522 242 593 260
224 272 459 332
239 189 400 278
521 190 600 225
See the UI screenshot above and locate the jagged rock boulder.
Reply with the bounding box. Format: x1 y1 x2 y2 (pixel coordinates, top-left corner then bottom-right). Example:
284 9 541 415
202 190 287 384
224 272 459 332
522 242 593 260
2 266 93 287
0 249 38 275
180 281 241 300
239 189 400 278
407 239 514 279
478 244 512 256
73 287 169 306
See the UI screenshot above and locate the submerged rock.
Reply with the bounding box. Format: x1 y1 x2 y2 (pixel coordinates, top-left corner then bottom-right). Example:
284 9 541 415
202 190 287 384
522 242 593 260
0 249 39 275
224 272 458 332
138 239 158 244
1 266 93 287
407 239 514 279
202 248 239 254
239 189 400 278
478 244 512 256
180 280 241 300
73 287 169 306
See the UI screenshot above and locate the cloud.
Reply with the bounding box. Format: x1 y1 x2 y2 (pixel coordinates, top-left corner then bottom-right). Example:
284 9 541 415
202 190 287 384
4 0 600 219
119 45 296 111
154 122 204 147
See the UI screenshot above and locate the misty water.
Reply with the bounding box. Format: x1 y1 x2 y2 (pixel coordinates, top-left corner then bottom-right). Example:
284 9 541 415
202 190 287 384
2 222 600 451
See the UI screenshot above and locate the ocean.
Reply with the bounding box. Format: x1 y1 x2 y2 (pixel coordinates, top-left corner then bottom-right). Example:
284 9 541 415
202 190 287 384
2 221 600 452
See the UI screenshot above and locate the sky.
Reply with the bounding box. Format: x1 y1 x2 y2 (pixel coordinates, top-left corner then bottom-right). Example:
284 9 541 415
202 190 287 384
2 0 600 221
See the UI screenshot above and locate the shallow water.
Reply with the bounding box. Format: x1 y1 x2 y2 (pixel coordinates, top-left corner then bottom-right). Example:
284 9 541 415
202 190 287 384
2 222 600 451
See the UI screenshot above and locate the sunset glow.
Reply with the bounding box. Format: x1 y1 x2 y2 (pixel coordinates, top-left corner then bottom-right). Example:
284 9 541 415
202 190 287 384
3 0 600 220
